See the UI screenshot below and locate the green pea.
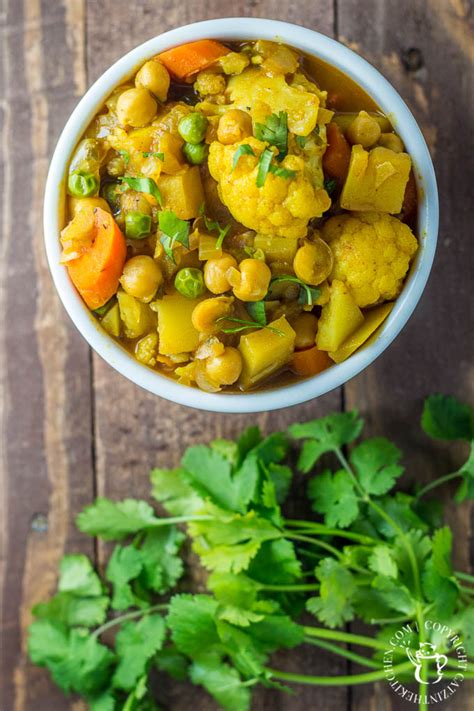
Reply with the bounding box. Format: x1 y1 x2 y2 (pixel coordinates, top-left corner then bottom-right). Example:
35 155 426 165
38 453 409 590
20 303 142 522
68 171 99 197
174 267 205 299
101 182 121 213
125 211 152 239
178 113 208 144
183 142 209 165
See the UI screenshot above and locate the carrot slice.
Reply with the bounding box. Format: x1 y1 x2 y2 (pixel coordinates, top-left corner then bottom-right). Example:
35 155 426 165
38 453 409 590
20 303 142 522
290 346 332 377
323 122 352 180
66 207 127 310
158 40 230 80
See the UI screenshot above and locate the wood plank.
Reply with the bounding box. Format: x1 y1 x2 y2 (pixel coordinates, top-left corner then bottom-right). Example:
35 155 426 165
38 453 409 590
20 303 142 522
87 2 347 710
338 0 474 708
0 1 93 710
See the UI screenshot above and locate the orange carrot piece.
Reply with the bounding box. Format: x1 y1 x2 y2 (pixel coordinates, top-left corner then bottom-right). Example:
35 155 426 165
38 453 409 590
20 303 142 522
323 122 352 180
67 207 127 310
290 346 332 377
158 40 230 80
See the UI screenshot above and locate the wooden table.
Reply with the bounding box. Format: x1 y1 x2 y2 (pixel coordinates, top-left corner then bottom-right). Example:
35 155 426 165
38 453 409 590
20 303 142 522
1 1 473 709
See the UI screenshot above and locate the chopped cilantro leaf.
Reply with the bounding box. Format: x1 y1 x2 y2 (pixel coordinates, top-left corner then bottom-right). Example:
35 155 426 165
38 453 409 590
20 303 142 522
159 210 190 261
119 176 162 206
254 112 288 160
232 144 256 170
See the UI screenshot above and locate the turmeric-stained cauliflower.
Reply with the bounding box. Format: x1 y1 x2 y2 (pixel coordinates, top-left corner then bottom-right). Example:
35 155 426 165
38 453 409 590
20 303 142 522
208 137 331 238
323 212 418 307
227 69 320 136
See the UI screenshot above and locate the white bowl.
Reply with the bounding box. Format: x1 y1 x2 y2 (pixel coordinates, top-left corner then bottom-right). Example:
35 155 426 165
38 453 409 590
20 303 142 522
44 18 438 414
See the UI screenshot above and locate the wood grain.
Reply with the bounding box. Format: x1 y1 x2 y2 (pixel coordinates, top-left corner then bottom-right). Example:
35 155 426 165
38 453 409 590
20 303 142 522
0 1 93 710
338 0 474 708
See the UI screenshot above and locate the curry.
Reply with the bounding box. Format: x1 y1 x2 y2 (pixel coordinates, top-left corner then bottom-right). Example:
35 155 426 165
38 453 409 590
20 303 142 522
60 39 418 392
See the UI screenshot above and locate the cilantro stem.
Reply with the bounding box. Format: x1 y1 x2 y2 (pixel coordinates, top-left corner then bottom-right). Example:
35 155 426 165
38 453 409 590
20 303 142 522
415 471 462 499
265 660 414 686
285 533 343 559
92 603 168 638
459 584 474 596
150 515 213 526
304 637 381 670
455 571 474 583
284 520 377 545
303 626 387 651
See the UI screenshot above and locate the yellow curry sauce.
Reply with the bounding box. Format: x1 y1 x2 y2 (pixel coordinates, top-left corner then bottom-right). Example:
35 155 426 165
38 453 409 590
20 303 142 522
60 39 418 393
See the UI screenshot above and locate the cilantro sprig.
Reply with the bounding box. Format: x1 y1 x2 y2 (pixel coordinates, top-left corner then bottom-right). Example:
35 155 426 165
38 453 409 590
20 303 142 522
27 395 474 711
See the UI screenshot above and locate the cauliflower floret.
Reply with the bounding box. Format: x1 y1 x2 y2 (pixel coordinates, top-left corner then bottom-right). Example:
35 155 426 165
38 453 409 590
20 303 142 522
135 332 158 367
323 212 418 307
228 69 319 136
208 137 331 238
219 51 250 75
194 71 226 96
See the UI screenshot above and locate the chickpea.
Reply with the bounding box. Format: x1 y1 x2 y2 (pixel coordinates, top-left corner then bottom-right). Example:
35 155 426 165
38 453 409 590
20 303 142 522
204 253 238 294
378 132 405 153
346 111 381 148
205 347 243 385
217 109 253 145
135 60 170 102
293 313 319 350
226 259 272 302
120 255 163 303
293 239 334 286
191 296 233 335
116 87 157 127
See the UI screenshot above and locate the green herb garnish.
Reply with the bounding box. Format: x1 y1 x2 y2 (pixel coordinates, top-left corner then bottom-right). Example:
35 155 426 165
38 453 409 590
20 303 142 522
118 149 130 165
270 275 321 306
269 164 297 179
232 144 256 170
119 176 162 207
142 151 165 160
216 315 283 336
199 206 231 250
245 300 267 326
256 148 274 187
159 210 190 261
254 111 288 160
256 148 296 187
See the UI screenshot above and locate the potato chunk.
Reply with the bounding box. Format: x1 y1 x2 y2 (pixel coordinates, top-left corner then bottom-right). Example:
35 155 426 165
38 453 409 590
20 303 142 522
117 291 155 339
341 145 411 213
238 316 296 389
157 167 204 220
316 280 364 352
328 302 394 363
155 294 202 355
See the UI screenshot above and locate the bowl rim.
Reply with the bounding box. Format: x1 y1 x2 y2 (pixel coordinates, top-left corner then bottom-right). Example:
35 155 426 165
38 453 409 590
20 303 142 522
43 17 438 414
